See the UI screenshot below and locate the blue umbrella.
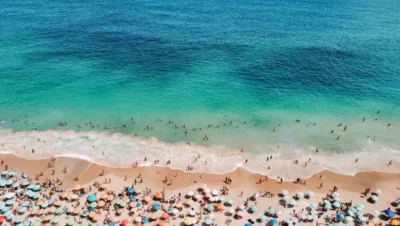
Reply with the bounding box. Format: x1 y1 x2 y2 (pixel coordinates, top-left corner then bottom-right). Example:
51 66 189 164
141 217 149 224
127 187 134 194
269 219 278 225
15 216 23 224
244 224 252 226
22 201 30 207
204 218 212 225
87 194 97 202
6 200 14 205
1 207 10 213
108 223 115 226
333 202 340 208
152 204 160 211
129 196 136 201
207 205 215 211
336 213 344 221
19 207 27 214
384 210 395 218
81 209 89 217
136 202 142 208
6 213 14 220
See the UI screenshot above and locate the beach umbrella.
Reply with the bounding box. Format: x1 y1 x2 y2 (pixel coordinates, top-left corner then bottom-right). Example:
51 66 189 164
332 192 340 197
204 188 210 193
136 202 142 208
333 202 340 208
215 203 223 211
250 205 257 212
188 210 196 216
238 205 245 210
244 224 252 226
306 191 314 197
375 189 382 195
371 195 379 202
33 184 40 191
336 214 344 221
81 209 89 217
184 217 193 225
98 200 105 208
152 204 161 211
325 204 332 210
15 216 23 224
288 199 297 206
204 217 212 225
211 189 219 196
19 207 27 214
309 203 317 209
121 219 128 226
347 211 355 217
283 196 290 201
127 187 134 194
67 220 74 226
135 217 142 223
187 191 194 197
187 200 194 206
269 219 278 225
22 181 29 187
207 205 215 212
334 197 341 202
296 192 304 199
172 208 179 215
154 192 162 199
141 217 148 224
162 212 169 219
0 180 6 187
6 179 12 186
41 202 49 209
108 223 115 226
5 200 13 206
129 196 136 202
225 199 233 206
193 194 201 200
373 210 380 216
349 207 357 213
384 210 395 218
235 211 244 217
260 215 267 222
55 207 63 215
268 208 276 215
357 204 365 209
90 202 98 208
157 221 165 226
4 192 15 199
87 194 97 202
358 215 367 222
323 200 330 205
143 196 151 202
13 182 20 188
22 201 30 207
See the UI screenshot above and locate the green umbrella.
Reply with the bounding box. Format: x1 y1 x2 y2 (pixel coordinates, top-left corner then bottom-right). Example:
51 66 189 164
67 219 75 225
90 202 98 208
51 217 59 224
55 207 63 215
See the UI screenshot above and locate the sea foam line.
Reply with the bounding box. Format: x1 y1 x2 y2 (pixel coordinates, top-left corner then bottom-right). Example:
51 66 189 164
0 129 399 181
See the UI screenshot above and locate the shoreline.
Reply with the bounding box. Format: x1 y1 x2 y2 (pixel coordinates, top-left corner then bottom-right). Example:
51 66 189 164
0 129 399 182
1 154 399 225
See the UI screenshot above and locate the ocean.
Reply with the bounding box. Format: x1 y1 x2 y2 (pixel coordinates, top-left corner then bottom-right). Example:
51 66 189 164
0 0 400 179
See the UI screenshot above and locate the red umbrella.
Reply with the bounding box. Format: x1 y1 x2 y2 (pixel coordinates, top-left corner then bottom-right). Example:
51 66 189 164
0 216 5 223
120 219 128 226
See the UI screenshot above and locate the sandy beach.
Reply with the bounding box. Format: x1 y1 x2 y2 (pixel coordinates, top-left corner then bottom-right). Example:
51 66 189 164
0 154 399 226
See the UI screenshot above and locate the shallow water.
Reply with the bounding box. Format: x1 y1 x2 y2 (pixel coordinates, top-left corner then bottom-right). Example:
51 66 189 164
0 0 400 178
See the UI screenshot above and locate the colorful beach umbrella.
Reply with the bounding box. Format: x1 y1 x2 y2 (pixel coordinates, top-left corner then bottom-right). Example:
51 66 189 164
87 194 97 202
152 204 160 211
250 205 257 212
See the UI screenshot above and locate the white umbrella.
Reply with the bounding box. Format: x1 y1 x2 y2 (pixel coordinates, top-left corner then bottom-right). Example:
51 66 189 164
239 205 245 210
307 191 314 197
212 190 219 196
204 188 210 193
187 191 194 197
194 194 201 200
281 189 289 196
277 211 282 216
296 192 304 198
209 197 215 202
134 217 142 223
375 189 381 195
209 214 215 219
235 211 244 216
332 192 340 197
229 209 235 214
188 210 195 216
219 196 225 202
172 208 179 214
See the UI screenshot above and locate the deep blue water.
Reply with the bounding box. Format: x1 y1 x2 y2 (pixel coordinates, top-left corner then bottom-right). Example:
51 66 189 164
0 0 400 153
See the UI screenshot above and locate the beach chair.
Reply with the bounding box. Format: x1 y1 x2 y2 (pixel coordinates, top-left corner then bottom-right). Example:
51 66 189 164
224 218 232 225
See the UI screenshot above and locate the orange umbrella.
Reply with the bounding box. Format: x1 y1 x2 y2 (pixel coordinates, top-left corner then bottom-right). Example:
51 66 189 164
143 196 151 202
101 193 108 200
73 208 80 215
36 200 44 206
98 200 105 208
215 203 223 210
162 212 169 219
149 213 158 220
110 217 118 223
89 212 95 218
92 214 99 222
107 194 114 202
154 192 162 199
54 200 62 206
38 209 44 216
73 184 81 191
0 216 4 224
135 223 142 226
31 209 38 216
61 192 68 199
122 197 129 203
100 184 106 189
43 216 51 222
158 221 165 226
129 202 137 208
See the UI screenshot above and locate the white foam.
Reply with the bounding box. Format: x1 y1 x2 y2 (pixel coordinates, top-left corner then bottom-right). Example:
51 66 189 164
0 129 399 181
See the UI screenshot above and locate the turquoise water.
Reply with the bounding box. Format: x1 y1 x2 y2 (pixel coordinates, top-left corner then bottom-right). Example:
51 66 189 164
0 0 400 177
